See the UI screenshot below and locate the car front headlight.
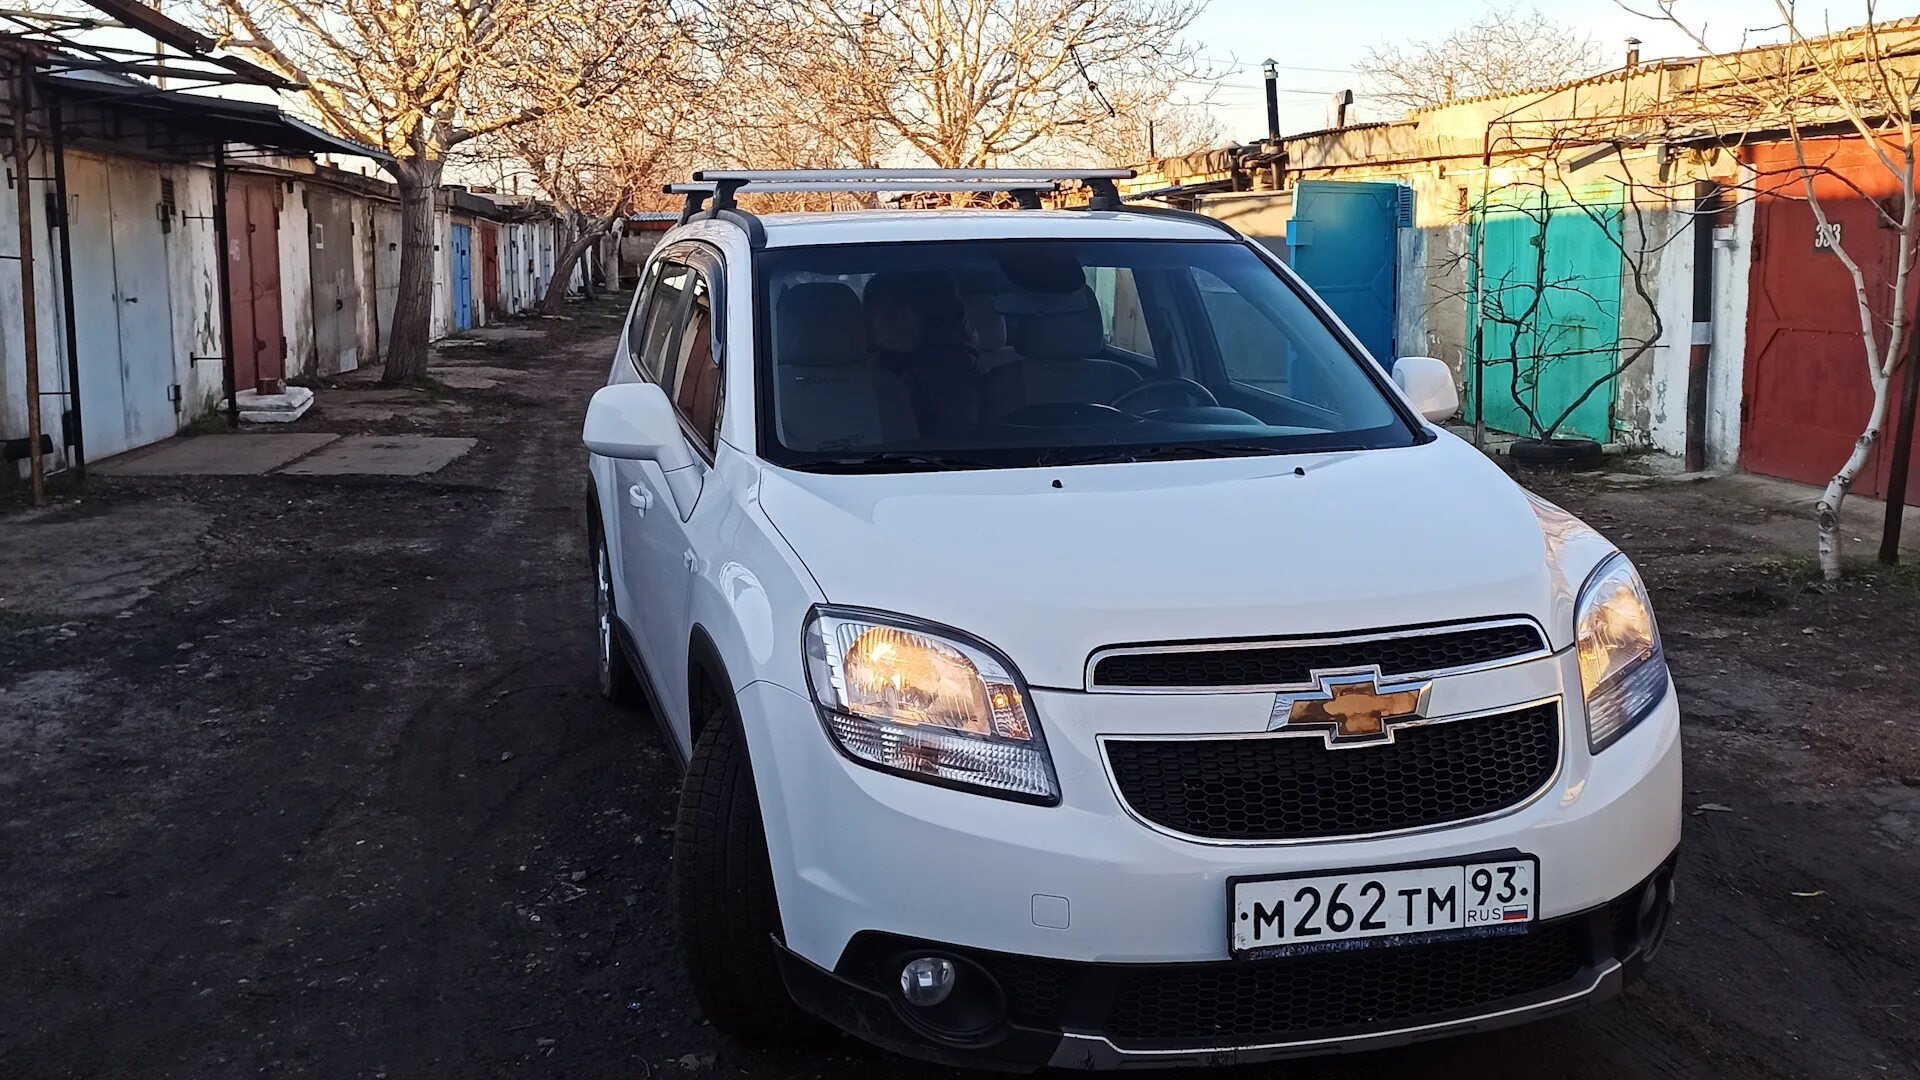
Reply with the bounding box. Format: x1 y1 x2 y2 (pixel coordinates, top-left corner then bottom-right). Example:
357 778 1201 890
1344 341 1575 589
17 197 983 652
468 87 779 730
1575 554 1669 752
803 607 1059 804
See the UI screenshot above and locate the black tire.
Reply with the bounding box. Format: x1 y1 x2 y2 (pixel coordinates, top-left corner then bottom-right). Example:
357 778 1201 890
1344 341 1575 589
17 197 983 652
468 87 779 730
673 691 820 1042
1508 436 1605 469
592 523 643 707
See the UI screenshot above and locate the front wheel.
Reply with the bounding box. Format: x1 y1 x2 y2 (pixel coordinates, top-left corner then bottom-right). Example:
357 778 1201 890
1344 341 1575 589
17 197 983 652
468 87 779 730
673 700 820 1042
592 525 642 706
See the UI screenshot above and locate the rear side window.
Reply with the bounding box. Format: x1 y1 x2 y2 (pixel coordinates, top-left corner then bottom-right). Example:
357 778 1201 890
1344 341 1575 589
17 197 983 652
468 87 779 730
631 261 693 383
669 272 720 445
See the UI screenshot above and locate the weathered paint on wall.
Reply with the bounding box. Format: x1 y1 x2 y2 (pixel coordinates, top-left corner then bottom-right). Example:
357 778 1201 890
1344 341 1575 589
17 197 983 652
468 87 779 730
352 198 380 364
0 140 73 477
431 206 451 340
278 179 315 377
163 164 226 422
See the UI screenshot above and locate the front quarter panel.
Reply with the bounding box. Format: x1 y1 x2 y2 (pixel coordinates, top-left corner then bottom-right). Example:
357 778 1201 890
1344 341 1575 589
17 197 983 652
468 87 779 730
687 448 824 697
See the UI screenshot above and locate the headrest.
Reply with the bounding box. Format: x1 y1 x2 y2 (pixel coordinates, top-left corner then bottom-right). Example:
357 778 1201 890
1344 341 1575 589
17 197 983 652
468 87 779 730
963 293 1006 351
1010 287 1103 361
775 282 866 367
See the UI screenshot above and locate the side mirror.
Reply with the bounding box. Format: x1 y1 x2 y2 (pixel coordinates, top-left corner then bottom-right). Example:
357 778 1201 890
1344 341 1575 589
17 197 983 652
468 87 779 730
584 382 704 513
584 381 694 470
1392 356 1459 423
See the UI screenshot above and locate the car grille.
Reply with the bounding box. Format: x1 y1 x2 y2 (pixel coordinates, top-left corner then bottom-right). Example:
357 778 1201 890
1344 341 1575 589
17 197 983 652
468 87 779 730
1102 923 1585 1045
1106 702 1560 841
1090 622 1545 689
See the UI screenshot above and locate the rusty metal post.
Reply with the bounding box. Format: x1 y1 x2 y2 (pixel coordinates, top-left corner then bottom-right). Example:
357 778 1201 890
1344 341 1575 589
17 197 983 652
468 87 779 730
1684 181 1720 473
1878 318 1920 564
48 92 82 479
211 143 239 428
11 63 45 505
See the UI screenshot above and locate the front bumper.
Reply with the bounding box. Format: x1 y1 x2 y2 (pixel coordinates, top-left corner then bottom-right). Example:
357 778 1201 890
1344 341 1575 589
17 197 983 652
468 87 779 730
734 648 1681 1066
775 858 1675 1071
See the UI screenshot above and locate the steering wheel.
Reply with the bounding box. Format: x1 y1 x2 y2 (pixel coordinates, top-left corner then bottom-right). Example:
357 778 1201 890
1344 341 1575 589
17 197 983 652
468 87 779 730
1110 377 1220 413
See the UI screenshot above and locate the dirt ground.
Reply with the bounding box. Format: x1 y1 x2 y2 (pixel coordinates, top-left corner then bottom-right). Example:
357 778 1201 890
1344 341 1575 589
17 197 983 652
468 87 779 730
2 299 1916 1079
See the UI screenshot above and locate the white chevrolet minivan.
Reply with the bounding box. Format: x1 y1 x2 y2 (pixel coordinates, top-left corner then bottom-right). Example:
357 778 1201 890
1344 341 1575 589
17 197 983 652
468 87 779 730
583 170 1680 1071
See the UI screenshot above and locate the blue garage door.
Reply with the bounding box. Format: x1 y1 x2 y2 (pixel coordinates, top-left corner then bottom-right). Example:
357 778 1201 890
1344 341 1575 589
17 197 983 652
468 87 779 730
1288 180 1404 370
450 224 473 331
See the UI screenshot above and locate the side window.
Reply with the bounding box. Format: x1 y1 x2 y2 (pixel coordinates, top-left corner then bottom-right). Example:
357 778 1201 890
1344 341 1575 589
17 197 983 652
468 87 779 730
1194 267 1336 408
1085 266 1158 364
1196 267 1287 393
625 259 661 371
668 270 721 446
632 260 692 383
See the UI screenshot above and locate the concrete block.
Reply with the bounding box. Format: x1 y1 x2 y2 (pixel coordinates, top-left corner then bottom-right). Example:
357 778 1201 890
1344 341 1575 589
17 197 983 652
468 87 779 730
221 386 316 424
277 435 477 477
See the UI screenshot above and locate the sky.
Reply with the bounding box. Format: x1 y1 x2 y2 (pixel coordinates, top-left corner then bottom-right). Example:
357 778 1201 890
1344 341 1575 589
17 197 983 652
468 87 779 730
1178 0 1918 141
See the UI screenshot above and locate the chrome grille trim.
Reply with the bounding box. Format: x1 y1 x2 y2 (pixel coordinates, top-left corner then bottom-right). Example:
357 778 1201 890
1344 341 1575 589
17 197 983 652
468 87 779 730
1083 617 1552 694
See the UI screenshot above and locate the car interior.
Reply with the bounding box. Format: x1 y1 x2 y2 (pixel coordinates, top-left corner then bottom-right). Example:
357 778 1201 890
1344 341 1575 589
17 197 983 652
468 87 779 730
763 242 1405 457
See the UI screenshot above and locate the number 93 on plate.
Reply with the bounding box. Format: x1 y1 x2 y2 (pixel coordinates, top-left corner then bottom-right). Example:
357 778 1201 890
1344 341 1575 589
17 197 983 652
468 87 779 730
1231 857 1538 956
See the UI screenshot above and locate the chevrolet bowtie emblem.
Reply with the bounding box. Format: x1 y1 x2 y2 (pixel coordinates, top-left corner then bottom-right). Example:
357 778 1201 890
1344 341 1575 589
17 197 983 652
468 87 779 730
1269 668 1434 747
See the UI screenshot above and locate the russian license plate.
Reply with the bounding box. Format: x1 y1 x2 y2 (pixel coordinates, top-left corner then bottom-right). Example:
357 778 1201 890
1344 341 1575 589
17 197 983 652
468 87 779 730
1231 857 1538 957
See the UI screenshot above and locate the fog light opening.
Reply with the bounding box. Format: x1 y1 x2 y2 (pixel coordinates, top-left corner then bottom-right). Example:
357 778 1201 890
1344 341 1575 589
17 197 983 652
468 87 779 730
1636 872 1674 961
899 956 956 1007
887 952 1006 1045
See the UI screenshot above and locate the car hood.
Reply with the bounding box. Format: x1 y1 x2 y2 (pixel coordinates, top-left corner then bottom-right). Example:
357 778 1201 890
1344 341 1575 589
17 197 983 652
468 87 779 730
756 434 1612 690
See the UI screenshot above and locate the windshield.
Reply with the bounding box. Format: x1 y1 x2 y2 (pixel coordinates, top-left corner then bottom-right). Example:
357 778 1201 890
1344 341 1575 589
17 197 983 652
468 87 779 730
754 238 1419 470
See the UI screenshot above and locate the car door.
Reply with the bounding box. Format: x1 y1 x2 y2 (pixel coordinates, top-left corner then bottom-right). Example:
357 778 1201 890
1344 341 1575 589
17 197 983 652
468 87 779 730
611 247 725 750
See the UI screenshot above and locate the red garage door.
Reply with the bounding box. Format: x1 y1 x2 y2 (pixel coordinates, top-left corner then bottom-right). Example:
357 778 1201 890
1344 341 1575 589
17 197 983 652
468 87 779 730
1743 138 1920 505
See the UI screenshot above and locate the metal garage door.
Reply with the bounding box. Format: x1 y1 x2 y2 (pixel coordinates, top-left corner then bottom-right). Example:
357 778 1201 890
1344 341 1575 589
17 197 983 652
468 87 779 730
1288 180 1402 369
1743 139 1919 505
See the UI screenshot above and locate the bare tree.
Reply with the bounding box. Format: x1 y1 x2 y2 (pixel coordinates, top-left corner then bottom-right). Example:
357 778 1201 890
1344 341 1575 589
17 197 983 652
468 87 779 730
1070 70 1223 164
720 0 1206 168
1361 4 1608 111
490 66 702 312
195 0 681 383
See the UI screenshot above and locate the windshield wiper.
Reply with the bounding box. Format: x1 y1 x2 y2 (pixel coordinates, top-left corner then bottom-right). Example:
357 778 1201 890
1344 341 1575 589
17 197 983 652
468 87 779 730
786 451 997 473
1035 442 1285 467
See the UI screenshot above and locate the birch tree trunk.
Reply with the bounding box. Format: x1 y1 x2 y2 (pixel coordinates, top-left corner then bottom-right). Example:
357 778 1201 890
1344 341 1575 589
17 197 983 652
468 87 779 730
1816 374 1894 579
382 158 445 385
539 221 605 314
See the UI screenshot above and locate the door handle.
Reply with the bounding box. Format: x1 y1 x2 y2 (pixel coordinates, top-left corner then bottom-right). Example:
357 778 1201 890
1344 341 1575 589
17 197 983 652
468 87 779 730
682 550 698 573
626 484 652 513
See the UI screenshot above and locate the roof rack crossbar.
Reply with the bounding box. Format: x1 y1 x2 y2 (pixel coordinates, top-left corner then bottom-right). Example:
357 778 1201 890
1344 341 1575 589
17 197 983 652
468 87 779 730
691 168 1134 182
670 180 1063 194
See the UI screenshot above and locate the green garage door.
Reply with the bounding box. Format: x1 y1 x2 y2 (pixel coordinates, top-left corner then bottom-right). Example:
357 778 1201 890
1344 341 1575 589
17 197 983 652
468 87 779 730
1467 185 1623 442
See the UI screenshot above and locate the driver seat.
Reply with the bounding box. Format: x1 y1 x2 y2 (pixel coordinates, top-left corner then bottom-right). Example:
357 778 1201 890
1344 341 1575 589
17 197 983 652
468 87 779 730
984 289 1140 421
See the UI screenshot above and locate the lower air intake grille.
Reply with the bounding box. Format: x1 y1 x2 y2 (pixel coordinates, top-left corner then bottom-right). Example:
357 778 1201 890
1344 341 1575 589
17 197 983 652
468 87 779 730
1104 923 1585 1045
1106 702 1560 841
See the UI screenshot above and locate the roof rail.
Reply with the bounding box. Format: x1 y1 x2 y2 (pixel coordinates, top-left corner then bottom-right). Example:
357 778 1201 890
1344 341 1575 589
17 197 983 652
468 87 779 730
678 167 1136 212
1097 201 1244 239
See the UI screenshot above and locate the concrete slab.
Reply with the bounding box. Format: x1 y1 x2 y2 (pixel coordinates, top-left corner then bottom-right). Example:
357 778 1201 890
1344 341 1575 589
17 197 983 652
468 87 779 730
96 433 341 476
277 435 477 477
0 502 210 621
